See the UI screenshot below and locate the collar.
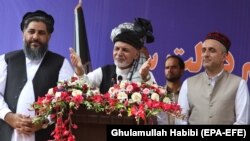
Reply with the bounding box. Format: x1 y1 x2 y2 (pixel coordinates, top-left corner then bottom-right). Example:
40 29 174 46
116 66 131 80
25 52 46 65
205 69 224 82
204 69 225 87
165 85 181 94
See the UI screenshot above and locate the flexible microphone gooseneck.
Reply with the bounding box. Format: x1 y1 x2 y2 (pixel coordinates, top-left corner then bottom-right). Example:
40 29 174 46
111 73 117 86
117 75 123 84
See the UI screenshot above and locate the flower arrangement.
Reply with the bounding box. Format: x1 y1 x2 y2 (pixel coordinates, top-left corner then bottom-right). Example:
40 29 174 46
101 80 183 123
31 77 183 141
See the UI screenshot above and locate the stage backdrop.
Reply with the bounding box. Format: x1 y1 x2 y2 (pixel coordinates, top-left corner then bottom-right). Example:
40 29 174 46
0 0 249 88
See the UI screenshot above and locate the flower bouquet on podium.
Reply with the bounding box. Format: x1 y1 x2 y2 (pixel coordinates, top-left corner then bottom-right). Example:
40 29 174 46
31 77 183 140
101 80 183 124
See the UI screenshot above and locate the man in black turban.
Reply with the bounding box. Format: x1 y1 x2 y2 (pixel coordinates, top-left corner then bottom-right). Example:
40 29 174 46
70 17 156 94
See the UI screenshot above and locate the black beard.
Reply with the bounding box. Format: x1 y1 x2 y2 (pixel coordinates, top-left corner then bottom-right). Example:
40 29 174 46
166 75 181 83
23 41 48 60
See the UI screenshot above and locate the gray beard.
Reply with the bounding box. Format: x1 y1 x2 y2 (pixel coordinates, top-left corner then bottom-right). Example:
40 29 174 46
23 42 48 60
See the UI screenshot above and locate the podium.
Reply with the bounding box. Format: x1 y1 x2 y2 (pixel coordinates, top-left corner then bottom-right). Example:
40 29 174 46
72 108 139 141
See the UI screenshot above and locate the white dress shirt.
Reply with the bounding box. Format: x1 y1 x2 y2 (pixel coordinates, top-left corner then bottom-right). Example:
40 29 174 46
176 70 250 125
0 53 74 141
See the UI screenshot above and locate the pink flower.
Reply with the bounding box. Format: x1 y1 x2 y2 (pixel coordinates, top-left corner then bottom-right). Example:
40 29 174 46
31 77 183 141
126 84 134 92
142 88 150 95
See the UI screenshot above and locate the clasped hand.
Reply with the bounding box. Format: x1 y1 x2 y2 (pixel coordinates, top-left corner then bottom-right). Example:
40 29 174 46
5 113 43 135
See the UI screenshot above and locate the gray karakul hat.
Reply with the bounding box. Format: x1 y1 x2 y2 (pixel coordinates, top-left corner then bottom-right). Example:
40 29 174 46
110 18 154 49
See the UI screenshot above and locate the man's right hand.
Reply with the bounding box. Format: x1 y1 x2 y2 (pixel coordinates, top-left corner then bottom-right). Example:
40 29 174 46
69 48 85 76
4 112 34 135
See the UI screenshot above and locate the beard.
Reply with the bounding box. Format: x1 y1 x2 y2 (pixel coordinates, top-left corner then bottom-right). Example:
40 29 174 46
166 74 181 83
114 60 133 69
23 41 48 60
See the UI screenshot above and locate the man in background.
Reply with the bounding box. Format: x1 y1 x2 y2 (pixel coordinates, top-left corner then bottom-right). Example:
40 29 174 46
157 55 185 124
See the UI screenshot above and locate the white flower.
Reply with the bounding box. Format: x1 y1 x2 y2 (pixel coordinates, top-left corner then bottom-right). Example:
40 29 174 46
69 81 77 86
131 92 142 103
117 92 128 102
92 89 100 95
119 80 127 89
86 89 100 97
163 97 171 104
159 87 166 95
47 88 54 95
151 93 159 101
55 92 61 98
57 82 63 87
72 89 83 97
108 87 116 98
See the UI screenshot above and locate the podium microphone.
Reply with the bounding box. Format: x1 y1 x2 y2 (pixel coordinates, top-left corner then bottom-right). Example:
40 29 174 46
111 74 117 86
117 75 123 84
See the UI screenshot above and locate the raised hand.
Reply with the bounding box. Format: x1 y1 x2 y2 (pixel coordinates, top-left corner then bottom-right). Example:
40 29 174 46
69 48 84 76
139 57 152 81
139 52 158 81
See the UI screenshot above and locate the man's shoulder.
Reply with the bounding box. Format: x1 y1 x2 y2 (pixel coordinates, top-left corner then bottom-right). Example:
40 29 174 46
46 51 64 59
5 50 24 61
187 72 204 80
5 50 23 57
101 64 116 69
224 71 242 81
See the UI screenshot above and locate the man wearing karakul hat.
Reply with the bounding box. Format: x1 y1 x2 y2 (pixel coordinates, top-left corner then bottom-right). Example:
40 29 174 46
70 18 156 94
177 32 250 124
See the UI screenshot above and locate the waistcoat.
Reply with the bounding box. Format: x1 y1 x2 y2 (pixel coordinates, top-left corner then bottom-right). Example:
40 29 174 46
100 64 116 94
187 71 241 124
0 50 64 141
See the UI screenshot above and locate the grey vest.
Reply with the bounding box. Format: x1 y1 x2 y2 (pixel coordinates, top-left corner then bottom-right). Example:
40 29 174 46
0 50 64 141
187 71 241 124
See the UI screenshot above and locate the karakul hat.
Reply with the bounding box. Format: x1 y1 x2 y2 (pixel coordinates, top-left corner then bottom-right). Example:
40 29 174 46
205 32 231 52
